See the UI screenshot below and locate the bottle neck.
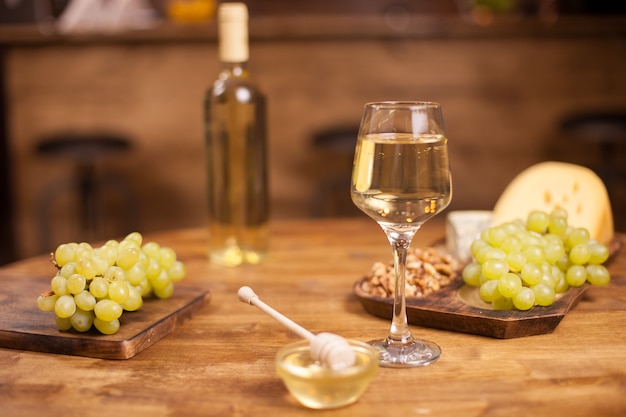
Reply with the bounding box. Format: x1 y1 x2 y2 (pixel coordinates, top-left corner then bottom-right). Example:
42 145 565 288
220 61 249 78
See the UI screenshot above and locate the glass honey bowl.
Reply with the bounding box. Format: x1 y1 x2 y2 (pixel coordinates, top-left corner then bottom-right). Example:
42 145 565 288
275 339 379 409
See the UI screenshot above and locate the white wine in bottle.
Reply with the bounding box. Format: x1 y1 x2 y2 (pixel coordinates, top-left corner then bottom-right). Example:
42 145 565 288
205 2 269 267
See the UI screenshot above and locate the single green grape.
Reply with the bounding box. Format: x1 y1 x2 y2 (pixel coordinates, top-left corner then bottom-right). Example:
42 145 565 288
108 280 130 304
89 277 109 299
103 265 126 282
500 234 522 254
505 251 526 272
124 231 143 246
520 263 542 286
55 315 72 331
145 257 162 280
565 227 590 249
55 294 77 318
92 256 109 276
482 226 507 248
471 240 490 263
498 272 522 298
543 242 565 264
569 243 591 265
522 245 544 265
483 247 507 261
500 220 525 236
520 232 543 249
117 247 140 270
555 254 571 272
159 247 177 269
462 262 482 287
526 210 551 233
548 216 568 237
554 272 570 293
531 283 556 306
586 264 610 286
54 243 76 267
70 308 94 332
539 270 557 289
142 241 161 259
587 242 609 265
104 239 119 248
75 244 95 261
149 270 171 291
58 262 77 279
479 280 501 303
94 299 123 322
96 244 118 267
93 318 120 335
66 273 87 295
153 281 175 299
482 259 509 280
565 265 587 287
126 263 147 286
51 275 69 295
168 261 187 283
37 293 58 311
135 279 152 297
123 286 143 311
513 287 535 310
550 207 568 220
75 257 98 280
137 250 149 269
117 238 140 252
74 290 96 311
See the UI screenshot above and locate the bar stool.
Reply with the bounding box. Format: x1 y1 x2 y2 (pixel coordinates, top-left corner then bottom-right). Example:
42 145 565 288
36 132 139 251
560 110 626 231
310 127 360 217
560 111 626 188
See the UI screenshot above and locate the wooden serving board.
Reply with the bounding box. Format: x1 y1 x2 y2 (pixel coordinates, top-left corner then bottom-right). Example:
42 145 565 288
355 277 587 339
0 272 210 359
355 236 623 339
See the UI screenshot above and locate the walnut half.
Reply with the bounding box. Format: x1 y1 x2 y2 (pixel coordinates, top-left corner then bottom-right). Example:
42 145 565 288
360 247 459 298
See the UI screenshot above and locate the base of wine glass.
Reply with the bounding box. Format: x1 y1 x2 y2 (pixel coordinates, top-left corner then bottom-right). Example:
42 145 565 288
369 336 441 368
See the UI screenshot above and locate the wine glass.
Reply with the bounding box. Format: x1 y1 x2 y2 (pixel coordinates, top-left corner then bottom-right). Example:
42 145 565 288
351 101 452 367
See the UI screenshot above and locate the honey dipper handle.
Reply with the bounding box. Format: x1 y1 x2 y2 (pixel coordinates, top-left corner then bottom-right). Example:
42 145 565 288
237 286 315 341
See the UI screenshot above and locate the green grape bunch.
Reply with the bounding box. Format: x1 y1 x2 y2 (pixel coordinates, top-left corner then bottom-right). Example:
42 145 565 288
462 208 611 311
37 232 187 334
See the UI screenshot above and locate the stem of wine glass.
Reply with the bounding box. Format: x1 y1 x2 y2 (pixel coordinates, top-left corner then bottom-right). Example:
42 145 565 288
383 225 419 344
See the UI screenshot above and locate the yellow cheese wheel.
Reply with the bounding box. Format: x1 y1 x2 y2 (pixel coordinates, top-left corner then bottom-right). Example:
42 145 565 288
492 161 614 245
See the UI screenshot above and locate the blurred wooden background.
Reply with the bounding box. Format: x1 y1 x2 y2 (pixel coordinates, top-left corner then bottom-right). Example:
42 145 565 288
1 1 625 261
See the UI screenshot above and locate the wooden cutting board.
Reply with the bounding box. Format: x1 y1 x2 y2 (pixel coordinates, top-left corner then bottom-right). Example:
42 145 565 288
0 272 210 359
355 236 623 339
354 277 587 339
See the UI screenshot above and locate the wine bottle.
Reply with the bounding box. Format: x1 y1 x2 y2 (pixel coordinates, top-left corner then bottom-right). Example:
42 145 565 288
204 2 269 267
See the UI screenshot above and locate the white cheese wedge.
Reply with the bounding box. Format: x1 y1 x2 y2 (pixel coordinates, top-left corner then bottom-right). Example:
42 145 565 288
492 161 614 245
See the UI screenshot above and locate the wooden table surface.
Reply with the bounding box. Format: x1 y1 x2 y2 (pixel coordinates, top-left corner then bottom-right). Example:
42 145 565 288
1 217 625 417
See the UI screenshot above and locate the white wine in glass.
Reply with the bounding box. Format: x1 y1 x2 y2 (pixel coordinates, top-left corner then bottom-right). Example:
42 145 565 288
351 101 452 367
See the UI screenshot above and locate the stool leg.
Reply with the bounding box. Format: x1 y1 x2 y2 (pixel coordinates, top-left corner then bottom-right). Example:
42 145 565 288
38 177 78 254
599 142 615 192
78 164 103 242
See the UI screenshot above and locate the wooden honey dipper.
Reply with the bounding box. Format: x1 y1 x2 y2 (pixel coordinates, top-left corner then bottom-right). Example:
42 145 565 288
237 286 356 370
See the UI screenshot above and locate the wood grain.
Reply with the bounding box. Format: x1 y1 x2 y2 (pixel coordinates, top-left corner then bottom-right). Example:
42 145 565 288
1 218 625 417
4 21 626 260
355 235 622 338
355 278 588 338
0 272 210 359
